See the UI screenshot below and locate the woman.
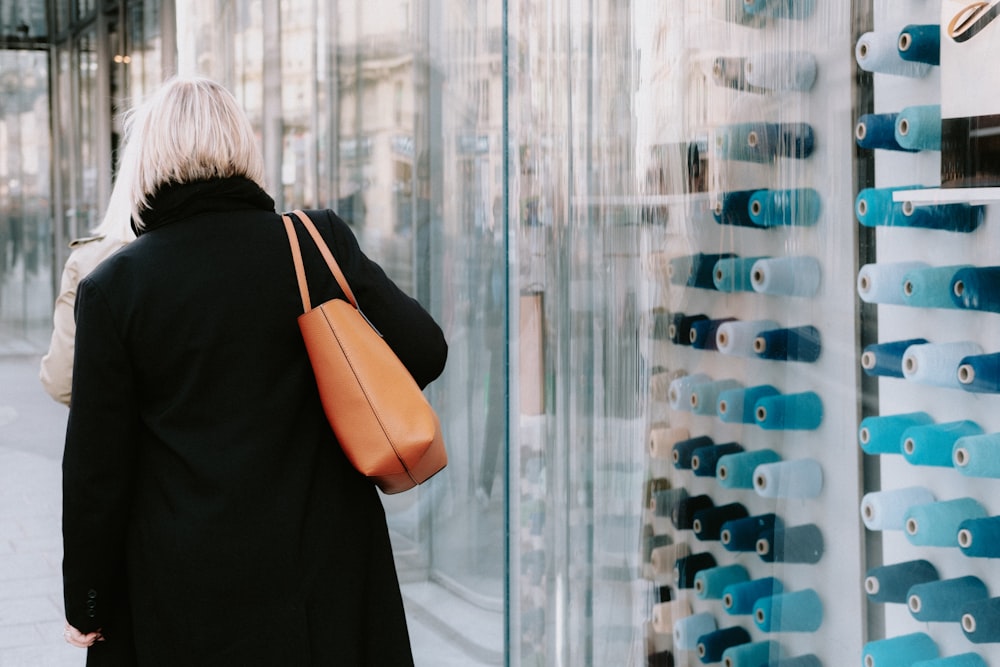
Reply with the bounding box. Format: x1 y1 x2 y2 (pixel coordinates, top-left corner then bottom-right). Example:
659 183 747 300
62 77 447 666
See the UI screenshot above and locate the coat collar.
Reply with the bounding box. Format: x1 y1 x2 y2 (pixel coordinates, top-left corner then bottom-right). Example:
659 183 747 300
135 177 275 236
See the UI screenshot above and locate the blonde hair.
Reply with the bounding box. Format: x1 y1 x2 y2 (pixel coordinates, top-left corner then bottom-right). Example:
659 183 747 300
90 111 141 243
124 77 265 229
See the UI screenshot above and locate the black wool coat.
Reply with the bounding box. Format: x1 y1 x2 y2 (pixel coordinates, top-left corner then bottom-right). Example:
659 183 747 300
62 178 447 666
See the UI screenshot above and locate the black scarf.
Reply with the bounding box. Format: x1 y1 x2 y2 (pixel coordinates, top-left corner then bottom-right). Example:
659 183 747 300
134 177 276 236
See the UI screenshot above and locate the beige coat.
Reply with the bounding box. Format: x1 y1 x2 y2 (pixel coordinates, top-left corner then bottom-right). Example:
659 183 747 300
39 235 130 405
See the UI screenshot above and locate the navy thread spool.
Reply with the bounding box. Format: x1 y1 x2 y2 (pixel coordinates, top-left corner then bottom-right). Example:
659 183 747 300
908 576 989 622
861 487 937 531
691 380 744 416
721 640 783 667
954 433 1000 478
861 339 930 378
757 524 824 564
895 105 942 151
865 559 940 603
691 443 745 478
722 577 784 615
913 655 988 667
692 502 749 540
958 353 1000 393
671 314 709 345
901 265 971 309
858 412 934 456
674 552 718 589
695 564 750 600
697 627 752 663
962 597 1000 644
950 266 1000 313
647 649 675 667
750 257 821 297
748 188 822 227
753 459 823 498
656 584 672 603
672 436 715 470
856 113 919 152
902 421 983 467
754 325 821 363
669 373 712 411
744 51 818 92
721 513 782 552
743 0 815 19
714 190 762 228
715 257 767 292
718 385 781 424
690 317 738 350
898 24 940 66
672 494 715 530
717 449 781 489
754 392 823 430
904 498 988 547
763 656 821 667
958 516 1000 558
903 342 985 389
651 487 690 518
863 633 939 667
753 589 823 632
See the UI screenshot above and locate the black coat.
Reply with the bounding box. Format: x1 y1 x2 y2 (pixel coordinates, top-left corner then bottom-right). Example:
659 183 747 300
62 178 447 666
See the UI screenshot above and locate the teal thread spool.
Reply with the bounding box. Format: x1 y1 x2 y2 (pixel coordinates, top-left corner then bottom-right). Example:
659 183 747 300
697 626 752 663
950 266 1000 313
855 186 921 225
865 559 939 603
862 633 939 667
895 105 942 151
690 379 744 415
861 486 936 531
694 563 751 600
672 436 715 470
756 524 823 564
904 498 988 547
912 654 988 667
721 513 782 552
856 113 919 152
714 257 768 292
691 443 745 478
957 352 1000 393
898 24 940 66
908 576 989 622
721 640 783 667
753 459 822 498
958 516 1000 558
953 432 1000 478
901 265 972 309
961 597 1000 644
856 187 983 232
902 420 983 467
748 188 821 227
717 385 781 424
722 576 784 615
717 449 781 489
859 412 934 455
753 589 823 632
716 122 814 162
714 191 762 228
754 391 823 430
765 657 821 667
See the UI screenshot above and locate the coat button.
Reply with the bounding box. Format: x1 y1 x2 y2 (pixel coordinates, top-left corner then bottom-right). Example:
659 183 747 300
87 589 97 599
87 610 96 618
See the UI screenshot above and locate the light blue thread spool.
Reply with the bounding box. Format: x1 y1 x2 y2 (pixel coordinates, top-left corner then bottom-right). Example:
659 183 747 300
958 353 1000 393
863 633 939 667
895 105 942 151
958 516 1000 558
714 190 762 228
753 589 823 632
861 486 936 531
904 498 988 547
858 262 930 305
694 563 750 600
722 577 784 615
750 256 821 297
690 379 744 415
673 612 717 651
716 122 814 162
856 113 919 152
715 257 767 292
908 576 989 622
903 342 985 389
668 373 711 411
717 320 781 357
721 640 784 667
718 385 781 423
744 51 817 92
743 0 815 19
953 432 1000 478
861 338 930 378
912 654 988 667
748 188 822 227
856 31 933 77
717 449 781 489
901 265 972 309
859 412 934 455
950 266 1000 313
865 559 940 604
754 391 823 430
691 444 745 478
753 459 822 498
898 24 940 66
961 597 1000 644
902 420 983 467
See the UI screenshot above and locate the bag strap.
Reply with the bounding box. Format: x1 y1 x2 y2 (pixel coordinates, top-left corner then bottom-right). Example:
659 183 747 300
281 210 360 313
281 214 312 312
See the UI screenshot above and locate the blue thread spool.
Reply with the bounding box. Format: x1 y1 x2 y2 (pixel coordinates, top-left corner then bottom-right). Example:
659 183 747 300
716 122 814 162
863 633 939 667
748 188 821 227
904 420 983 466
693 502 749 540
695 564 750 600
859 412 934 455
717 320 781 357
672 436 714 470
753 589 823 632
757 524 824 564
754 459 822 498
861 487 936 531
674 612 717 651
669 374 712 411
721 513 781 552
675 552 718 589
865 559 939 603
958 353 1000 393
723 577 784 615
895 105 942 151
908 576 989 622
954 433 1000 478
714 191 762 228
958 516 1000 558
913 654 988 667
898 24 940 66
692 443 745 478
722 640 783 667
715 257 767 292
901 265 970 309
697 627 752 663
672 314 709 346
718 385 781 424
743 0 815 19
904 342 985 389
754 325 821 362
961 597 1000 644
856 187 983 232
754 392 823 430
690 317 738 350
951 266 1000 313
856 113 919 152
861 338 930 378
858 262 930 305
750 257 821 297
905 498 988 547
690 380 744 415
717 449 781 489
744 51 817 92
651 487 690 518
670 253 737 289
672 494 715 529
764 657 821 667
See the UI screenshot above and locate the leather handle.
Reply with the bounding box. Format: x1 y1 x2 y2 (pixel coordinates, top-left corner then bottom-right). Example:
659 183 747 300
290 209 359 310
282 214 312 312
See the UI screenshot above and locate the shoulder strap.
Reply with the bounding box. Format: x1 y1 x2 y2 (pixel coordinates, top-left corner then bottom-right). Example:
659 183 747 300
282 214 312 312
291 209 359 310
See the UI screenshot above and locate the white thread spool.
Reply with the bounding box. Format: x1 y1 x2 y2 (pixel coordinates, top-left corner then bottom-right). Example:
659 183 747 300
902 342 985 389
650 542 691 576
857 261 930 305
860 486 936 531
744 50 818 92
651 599 691 636
750 256 821 297
673 612 717 651
716 320 780 357
649 426 692 459
753 459 823 498
855 31 932 77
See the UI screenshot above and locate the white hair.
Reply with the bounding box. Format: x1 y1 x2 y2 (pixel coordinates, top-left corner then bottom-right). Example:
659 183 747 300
89 111 140 243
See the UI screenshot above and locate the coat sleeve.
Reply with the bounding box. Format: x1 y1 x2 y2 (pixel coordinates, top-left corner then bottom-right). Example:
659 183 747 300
39 253 81 406
62 276 139 633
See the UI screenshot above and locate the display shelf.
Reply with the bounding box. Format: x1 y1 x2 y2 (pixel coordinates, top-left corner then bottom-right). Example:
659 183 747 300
892 188 1000 205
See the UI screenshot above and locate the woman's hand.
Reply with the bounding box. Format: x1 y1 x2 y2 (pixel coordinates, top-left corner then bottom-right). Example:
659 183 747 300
63 622 103 648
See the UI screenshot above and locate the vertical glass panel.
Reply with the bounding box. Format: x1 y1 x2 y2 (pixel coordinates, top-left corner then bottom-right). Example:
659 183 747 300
0 0 48 40
75 30 100 237
124 0 165 97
